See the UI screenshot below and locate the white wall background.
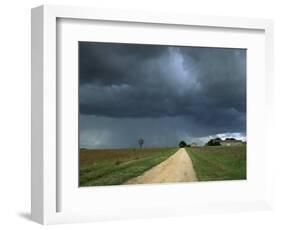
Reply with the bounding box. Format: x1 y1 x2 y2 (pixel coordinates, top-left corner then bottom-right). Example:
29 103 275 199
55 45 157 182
0 0 280 229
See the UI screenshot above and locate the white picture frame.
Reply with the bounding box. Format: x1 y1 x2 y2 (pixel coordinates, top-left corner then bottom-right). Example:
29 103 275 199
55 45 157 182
31 5 274 225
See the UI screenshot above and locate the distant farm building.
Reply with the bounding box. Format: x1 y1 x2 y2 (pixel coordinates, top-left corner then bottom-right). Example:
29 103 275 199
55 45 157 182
220 138 244 146
206 137 244 146
190 143 197 147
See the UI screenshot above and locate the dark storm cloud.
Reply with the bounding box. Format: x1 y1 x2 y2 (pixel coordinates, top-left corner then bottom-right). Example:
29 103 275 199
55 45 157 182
79 42 167 86
79 42 246 148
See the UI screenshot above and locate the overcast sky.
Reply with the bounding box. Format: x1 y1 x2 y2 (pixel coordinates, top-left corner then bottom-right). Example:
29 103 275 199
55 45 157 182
79 42 246 148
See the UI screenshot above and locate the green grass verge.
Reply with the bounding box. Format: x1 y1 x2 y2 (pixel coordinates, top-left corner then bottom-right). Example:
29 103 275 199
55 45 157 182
79 148 177 186
186 146 246 181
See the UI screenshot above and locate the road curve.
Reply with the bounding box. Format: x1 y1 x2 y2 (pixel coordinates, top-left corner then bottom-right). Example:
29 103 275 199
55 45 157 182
124 148 198 185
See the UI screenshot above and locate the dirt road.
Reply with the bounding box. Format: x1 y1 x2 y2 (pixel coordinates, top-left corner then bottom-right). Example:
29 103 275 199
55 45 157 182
124 148 198 184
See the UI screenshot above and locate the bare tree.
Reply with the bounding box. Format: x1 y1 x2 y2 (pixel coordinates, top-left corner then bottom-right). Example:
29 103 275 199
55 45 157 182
138 138 144 149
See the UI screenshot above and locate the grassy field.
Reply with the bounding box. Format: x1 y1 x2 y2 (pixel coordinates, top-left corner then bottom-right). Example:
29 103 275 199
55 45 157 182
187 145 246 181
79 148 177 186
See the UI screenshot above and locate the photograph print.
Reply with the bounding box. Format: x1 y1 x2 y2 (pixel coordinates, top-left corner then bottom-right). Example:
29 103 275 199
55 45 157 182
79 42 246 187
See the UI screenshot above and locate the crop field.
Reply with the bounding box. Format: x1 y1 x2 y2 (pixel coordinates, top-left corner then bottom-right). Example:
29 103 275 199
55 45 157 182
79 145 246 187
187 145 246 181
79 148 177 186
